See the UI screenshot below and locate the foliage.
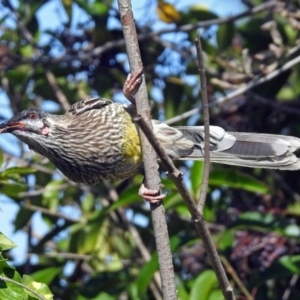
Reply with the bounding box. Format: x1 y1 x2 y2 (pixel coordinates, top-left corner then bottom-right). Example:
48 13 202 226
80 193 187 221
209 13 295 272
0 0 300 299
0 232 53 300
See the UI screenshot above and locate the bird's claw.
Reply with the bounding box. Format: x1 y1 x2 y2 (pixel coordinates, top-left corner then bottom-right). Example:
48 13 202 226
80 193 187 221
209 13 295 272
123 68 144 104
138 183 166 204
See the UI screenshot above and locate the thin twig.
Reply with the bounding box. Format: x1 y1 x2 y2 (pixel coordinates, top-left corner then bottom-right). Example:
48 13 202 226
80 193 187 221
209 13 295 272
45 70 70 111
19 183 70 198
221 256 254 300
282 274 299 300
195 33 210 211
27 252 92 260
23 202 78 223
134 116 235 300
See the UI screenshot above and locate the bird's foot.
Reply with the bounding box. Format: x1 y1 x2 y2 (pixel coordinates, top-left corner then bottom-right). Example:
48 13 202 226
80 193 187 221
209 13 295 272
138 183 166 204
123 68 144 104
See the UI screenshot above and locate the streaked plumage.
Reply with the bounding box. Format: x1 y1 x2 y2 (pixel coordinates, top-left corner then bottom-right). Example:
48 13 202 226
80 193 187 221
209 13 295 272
1 97 300 185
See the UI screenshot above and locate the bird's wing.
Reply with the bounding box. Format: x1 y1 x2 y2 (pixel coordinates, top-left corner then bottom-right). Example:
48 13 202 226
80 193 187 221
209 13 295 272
175 126 236 152
67 97 113 116
176 126 300 170
153 122 237 158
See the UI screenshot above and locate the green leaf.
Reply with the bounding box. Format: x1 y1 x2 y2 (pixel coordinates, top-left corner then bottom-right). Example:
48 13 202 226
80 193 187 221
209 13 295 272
217 23 235 52
61 0 73 22
190 161 204 198
42 180 64 211
20 44 35 58
209 169 269 194
230 211 291 234
75 0 109 16
0 232 17 251
0 149 3 167
1 167 36 176
175 275 189 300
215 229 234 251
284 224 300 237
81 193 95 213
208 289 223 300
190 270 222 300
22 274 53 299
279 255 300 273
69 211 108 256
0 183 27 198
78 292 115 300
277 86 297 100
0 260 26 300
250 255 300 288
30 267 62 286
164 79 185 120
181 5 219 25
136 253 159 296
107 185 142 213
14 208 34 232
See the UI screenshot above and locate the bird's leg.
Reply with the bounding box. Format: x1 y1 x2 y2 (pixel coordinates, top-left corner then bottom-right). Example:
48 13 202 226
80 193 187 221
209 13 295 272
123 68 144 104
124 68 164 203
138 182 166 204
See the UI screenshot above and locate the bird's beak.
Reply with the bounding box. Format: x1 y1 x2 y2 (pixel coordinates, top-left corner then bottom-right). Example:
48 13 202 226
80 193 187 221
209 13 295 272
0 121 25 133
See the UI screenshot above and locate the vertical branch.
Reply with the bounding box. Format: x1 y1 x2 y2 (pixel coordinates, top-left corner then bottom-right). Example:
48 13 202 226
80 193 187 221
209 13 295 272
134 115 236 300
116 0 177 299
130 35 236 300
195 33 210 211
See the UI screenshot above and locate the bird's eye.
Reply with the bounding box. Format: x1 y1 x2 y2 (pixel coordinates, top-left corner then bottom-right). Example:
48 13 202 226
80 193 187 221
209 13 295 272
29 112 37 120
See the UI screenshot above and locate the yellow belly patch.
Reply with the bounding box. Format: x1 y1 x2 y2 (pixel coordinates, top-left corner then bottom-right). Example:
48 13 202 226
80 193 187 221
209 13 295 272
122 121 142 166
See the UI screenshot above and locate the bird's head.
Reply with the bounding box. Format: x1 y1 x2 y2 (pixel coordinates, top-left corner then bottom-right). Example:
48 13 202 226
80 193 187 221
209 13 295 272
0 109 50 137
0 109 52 152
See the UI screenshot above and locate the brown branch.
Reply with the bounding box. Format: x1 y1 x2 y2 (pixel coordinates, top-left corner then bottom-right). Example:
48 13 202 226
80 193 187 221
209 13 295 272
221 256 254 300
195 34 210 211
194 34 236 300
117 0 177 299
282 274 299 300
23 202 78 223
27 252 92 261
134 116 235 300
19 183 70 198
123 34 235 300
45 70 71 111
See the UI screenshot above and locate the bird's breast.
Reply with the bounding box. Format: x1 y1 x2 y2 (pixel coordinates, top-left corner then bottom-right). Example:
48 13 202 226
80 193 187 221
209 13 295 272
47 105 143 183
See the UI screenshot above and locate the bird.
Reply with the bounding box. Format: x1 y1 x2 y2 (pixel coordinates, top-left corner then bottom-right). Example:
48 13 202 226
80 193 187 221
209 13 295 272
1 97 300 202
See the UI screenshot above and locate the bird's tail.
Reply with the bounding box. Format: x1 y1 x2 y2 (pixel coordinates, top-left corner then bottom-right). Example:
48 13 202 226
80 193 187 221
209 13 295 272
175 126 300 170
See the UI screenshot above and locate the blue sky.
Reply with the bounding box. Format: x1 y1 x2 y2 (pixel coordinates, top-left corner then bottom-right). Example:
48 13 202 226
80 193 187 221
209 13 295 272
0 0 245 265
